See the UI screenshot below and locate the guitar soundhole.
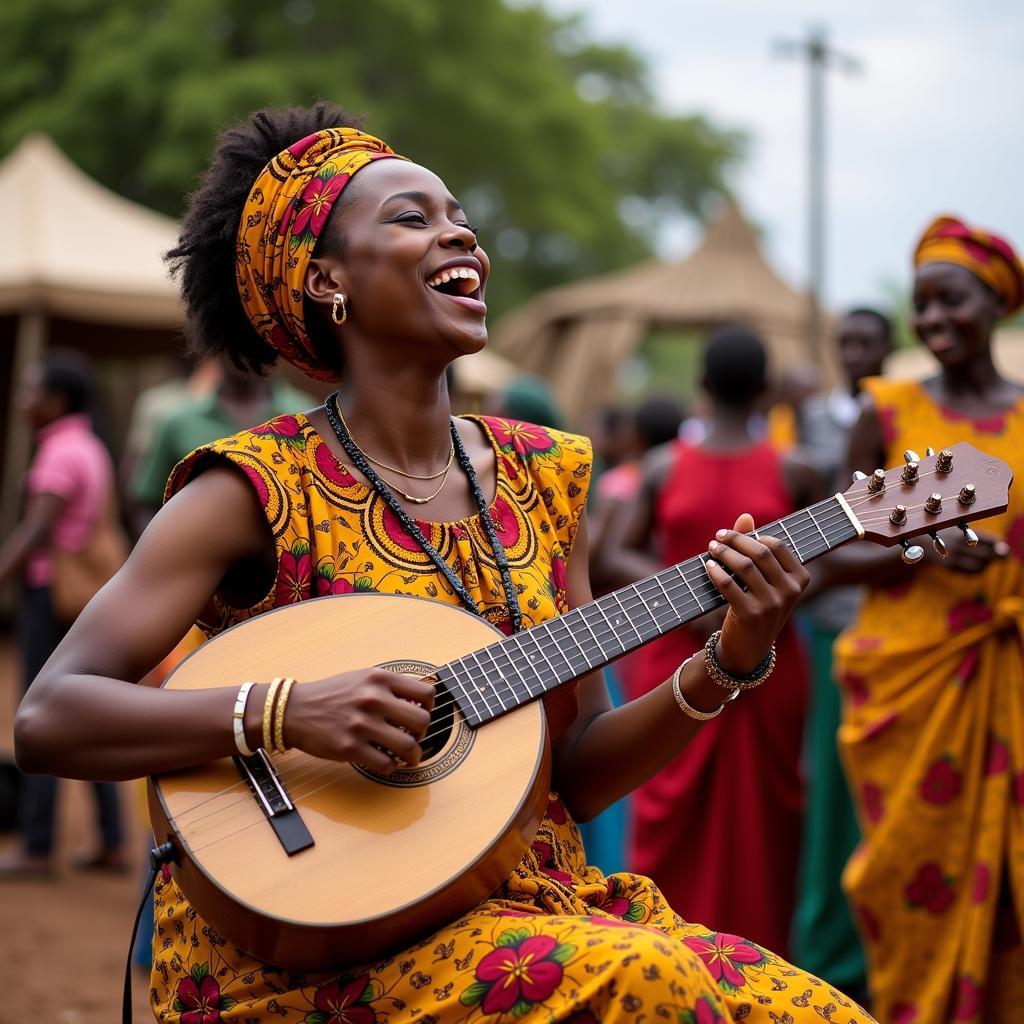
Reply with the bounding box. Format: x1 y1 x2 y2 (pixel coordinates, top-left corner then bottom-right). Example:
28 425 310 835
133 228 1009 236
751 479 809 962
352 660 476 788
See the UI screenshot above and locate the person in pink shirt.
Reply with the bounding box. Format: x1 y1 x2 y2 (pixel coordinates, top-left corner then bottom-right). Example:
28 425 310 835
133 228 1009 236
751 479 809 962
0 349 125 877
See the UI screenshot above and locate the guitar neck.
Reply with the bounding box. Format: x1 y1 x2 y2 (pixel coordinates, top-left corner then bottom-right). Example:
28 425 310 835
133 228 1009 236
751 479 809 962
442 495 861 727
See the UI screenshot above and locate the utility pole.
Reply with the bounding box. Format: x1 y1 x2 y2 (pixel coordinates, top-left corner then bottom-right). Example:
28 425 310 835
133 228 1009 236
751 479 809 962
774 26 860 363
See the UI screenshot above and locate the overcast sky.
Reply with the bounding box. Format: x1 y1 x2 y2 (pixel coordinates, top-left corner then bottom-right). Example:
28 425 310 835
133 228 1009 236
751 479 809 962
537 0 1024 313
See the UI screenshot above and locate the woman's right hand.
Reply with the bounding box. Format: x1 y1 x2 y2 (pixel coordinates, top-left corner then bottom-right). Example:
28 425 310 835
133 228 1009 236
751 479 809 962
277 669 436 773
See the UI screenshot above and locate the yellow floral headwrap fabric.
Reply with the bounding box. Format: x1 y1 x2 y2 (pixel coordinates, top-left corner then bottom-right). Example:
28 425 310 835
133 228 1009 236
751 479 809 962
914 214 1024 316
236 127 403 380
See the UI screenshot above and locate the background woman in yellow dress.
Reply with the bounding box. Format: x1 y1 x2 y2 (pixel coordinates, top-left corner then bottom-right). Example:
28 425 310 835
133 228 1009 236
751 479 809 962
822 215 1024 1024
14 104 875 1023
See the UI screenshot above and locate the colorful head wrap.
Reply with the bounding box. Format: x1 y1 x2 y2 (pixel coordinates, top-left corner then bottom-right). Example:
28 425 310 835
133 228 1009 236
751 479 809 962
235 126 403 380
914 215 1024 316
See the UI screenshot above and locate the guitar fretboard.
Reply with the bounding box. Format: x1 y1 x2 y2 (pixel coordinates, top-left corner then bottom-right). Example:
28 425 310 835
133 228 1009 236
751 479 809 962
438 496 858 727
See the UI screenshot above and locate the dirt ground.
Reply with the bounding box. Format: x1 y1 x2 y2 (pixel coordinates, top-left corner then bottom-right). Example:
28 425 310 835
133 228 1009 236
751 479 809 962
0 632 154 1023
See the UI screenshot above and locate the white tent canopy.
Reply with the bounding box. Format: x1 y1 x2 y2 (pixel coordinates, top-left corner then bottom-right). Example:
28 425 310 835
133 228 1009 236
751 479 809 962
0 134 182 327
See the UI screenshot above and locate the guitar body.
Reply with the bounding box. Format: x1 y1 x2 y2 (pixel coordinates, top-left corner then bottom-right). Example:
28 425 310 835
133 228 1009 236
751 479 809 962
148 593 550 971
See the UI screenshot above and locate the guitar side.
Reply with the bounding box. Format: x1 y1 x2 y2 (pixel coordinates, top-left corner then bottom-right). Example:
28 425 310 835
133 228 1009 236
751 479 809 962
149 593 550 970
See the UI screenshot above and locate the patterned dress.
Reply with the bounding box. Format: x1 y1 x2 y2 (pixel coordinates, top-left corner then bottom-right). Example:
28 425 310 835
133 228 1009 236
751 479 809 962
834 379 1024 1024
151 412 876 1024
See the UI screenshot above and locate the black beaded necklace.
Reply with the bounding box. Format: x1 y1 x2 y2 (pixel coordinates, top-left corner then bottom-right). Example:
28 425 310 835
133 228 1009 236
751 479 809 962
324 393 523 634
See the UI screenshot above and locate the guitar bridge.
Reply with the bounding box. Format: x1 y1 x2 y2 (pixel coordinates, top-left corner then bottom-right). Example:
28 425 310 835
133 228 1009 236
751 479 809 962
234 750 314 856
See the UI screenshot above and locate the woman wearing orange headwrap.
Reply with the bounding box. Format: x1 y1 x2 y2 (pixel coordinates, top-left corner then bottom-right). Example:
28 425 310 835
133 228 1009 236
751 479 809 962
815 215 1024 1023
15 104 876 1024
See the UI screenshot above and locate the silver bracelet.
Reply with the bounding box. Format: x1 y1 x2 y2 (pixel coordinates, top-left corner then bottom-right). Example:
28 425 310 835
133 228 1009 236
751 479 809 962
232 681 257 757
671 655 739 721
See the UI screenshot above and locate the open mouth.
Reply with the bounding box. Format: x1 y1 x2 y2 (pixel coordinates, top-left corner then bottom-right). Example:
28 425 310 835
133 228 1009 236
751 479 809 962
426 265 484 308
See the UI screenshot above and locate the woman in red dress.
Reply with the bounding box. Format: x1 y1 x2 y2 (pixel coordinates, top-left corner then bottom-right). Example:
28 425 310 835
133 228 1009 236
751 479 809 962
601 326 822 957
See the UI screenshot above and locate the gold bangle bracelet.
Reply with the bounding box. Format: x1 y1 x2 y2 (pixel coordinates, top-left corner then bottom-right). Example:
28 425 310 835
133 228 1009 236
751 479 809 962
273 677 296 753
263 677 284 752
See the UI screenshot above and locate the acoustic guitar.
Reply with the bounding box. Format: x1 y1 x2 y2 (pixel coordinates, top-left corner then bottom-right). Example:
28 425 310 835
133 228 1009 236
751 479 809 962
149 443 1012 970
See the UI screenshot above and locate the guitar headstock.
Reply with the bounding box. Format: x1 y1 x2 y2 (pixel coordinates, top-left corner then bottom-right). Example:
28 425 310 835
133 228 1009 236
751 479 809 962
841 442 1012 562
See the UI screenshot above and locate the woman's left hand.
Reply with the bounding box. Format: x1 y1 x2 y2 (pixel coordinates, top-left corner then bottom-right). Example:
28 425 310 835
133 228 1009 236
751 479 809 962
704 512 809 674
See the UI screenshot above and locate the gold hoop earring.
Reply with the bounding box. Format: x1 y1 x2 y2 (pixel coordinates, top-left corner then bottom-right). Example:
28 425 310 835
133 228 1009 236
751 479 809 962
331 293 348 325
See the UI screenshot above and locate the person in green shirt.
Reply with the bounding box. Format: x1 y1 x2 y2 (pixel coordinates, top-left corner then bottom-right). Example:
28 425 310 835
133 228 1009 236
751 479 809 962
131 361 313 528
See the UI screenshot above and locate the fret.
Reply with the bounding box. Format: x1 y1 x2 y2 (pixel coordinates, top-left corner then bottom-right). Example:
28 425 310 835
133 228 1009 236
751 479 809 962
445 663 486 724
543 616 592 676
576 604 617 661
638 576 675 632
650 574 678 625
674 560 708 614
806 505 829 548
614 585 655 638
487 642 536 704
775 518 801 561
605 590 647 646
500 636 549 701
519 629 561 687
464 650 503 715
533 622 577 679
589 602 627 657
467 649 510 713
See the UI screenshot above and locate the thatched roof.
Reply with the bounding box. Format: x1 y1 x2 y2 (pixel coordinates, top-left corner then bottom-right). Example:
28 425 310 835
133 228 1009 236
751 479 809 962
492 199 829 421
0 134 182 327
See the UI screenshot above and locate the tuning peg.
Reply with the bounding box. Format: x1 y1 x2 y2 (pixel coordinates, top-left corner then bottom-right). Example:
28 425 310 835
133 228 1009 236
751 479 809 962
889 504 908 525
936 449 954 473
904 449 921 465
925 493 942 514
958 484 977 506
852 470 868 482
900 540 925 565
925 447 936 458
959 524 979 547
867 469 886 493
929 532 948 558
901 461 920 484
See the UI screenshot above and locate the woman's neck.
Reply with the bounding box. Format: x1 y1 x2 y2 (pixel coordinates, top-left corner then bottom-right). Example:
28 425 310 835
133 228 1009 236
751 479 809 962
937 348 1004 399
701 404 757 451
335 367 454 476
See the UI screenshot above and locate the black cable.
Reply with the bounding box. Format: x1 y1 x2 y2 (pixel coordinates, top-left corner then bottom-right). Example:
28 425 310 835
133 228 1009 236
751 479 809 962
123 840 176 1024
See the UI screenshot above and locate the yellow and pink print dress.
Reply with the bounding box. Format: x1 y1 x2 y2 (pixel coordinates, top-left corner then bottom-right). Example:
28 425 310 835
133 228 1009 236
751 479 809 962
835 378 1024 1024
153 413 876 1024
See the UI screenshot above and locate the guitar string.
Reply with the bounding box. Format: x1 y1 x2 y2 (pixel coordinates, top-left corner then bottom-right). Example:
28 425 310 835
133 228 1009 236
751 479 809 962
169 476 982 829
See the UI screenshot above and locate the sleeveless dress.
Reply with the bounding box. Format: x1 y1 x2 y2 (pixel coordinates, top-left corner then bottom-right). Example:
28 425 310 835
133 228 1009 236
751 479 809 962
626 442 809 958
834 378 1024 1024
150 413 873 1024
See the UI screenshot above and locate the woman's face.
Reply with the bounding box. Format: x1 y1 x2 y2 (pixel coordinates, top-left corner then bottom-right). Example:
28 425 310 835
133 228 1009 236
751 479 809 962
318 159 490 363
911 262 1004 369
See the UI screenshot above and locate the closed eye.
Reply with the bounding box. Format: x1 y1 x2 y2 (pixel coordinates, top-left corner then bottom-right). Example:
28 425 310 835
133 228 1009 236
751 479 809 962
390 212 428 226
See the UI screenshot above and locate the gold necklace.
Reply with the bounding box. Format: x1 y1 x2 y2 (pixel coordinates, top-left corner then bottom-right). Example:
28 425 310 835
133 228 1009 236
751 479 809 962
334 398 454 480
375 462 453 504
332 395 453 503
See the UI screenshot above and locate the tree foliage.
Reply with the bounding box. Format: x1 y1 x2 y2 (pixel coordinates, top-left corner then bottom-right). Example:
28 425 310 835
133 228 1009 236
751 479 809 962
0 0 744 313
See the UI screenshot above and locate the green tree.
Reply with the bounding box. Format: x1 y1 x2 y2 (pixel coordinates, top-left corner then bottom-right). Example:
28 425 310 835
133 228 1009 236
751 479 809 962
0 0 744 314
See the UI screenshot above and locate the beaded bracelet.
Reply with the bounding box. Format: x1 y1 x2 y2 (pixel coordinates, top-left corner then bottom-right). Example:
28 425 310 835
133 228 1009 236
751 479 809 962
671 655 739 721
704 630 777 691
